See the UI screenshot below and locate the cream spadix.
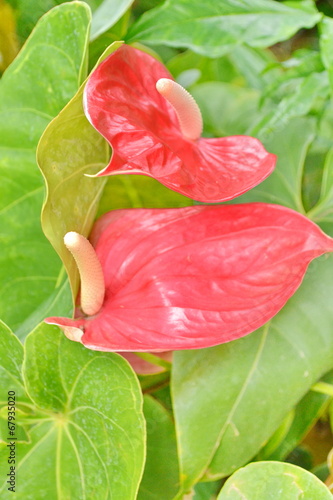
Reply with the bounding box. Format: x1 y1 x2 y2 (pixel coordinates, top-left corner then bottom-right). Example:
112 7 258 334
64 231 105 316
156 78 203 141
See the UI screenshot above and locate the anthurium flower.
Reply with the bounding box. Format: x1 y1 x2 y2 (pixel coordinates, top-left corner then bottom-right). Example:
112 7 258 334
45 204 333 352
83 45 276 203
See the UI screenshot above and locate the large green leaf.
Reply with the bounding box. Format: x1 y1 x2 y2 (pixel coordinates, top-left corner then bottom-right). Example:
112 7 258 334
9 0 133 42
172 254 333 495
37 41 122 303
217 462 333 499
0 323 145 499
137 395 179 500
0 2 91 333
261 370 333 462
126 0 321 57
89 0 134 40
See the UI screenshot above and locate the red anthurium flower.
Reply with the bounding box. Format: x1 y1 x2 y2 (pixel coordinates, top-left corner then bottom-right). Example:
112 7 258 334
83 45 276 203
45 204 333 352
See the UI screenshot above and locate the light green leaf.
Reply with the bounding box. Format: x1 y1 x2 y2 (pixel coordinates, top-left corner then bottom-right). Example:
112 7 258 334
228 46 281 91
320 17 333 97
90 0 134 40
261 370 333 461
193 480 224 500
251 72 329 142
0 321 31 445
172 254 333 493
9 0 132 42
191 82 260 137
229 117 316 213
217 461 333 499
126 0 321 58
308 148 333 230
0 323 145 499
0 2 91 332
15 278 72 342
37 41 122 303
97 174 192 218
138 395 179 500
166 50 240 86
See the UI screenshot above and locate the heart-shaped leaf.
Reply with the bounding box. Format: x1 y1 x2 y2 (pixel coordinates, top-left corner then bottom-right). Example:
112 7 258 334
0 322 145 499
217 461 332 499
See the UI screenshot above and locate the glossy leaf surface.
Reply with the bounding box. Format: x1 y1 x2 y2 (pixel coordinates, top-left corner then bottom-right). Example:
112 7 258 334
126 0 321 57
264 370 333 461
0 323 145 499
46 203 333 351
89 0 134 40
83 45 276 203
172 254 333 493
217 461 333 499
137 396 179 500
0 2 91 332
0 321 31 445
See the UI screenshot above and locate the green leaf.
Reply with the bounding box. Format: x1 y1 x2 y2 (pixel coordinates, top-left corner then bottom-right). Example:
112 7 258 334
14 278 72 342
166 50 241 86
0 2 91 332
37 41 122 303
228 46 281 91
97 174 192 217
251 72 329 142
0 323 145 499
193 480 224 500
9 0 132 43
217 461 333 499
137 395 179 500
262 370 333 461
90 0 134 40
320 17 333 97
0 321 31 445
307 148 333 231
191 82 260 137
126 0 321 58
171 254 333 493
229 117 316 213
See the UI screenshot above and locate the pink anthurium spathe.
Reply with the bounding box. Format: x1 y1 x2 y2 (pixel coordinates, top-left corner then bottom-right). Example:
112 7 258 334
45 204 333 352
83 45 276 203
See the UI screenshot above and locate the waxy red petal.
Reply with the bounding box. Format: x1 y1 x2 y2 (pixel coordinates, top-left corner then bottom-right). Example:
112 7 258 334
46 204 333 352
83 45 276 202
